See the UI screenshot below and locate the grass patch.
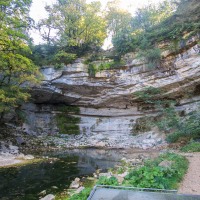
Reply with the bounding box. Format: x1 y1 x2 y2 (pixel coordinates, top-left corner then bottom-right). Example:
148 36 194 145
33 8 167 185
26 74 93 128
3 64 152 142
68 187 92 200
166 132 183 143
88 60 125 77
97 176 119 186
181 142 200 152
123 153 188 190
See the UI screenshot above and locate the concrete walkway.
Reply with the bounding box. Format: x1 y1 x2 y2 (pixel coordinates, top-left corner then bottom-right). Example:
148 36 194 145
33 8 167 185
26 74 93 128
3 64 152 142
89 188 200 200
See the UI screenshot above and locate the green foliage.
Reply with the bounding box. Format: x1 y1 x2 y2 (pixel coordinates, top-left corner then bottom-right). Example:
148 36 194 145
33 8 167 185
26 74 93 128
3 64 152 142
30 44 57 66
134 87 163 104
0 0 40 116
53 51 77 66
180 111 200 138
124 153 188 189
31 45 77 68
181 142 200 152
39 0 107 52
97 176 119 186
132 117 153 134
135 87 200 143
142 48 161 69
110 0 200 59
166 132 183 143
88 64 97 78
84 54 100 64
88 60 125 77
98 61 125 70
68 187 92 200
109 0 176 56
56 106 80 135
112 31 136 56
156 107 180 132
106 0 132 35
134 87 183 135
166 111 200 143
33 0 107 67
132 1 175 32
58 106 80 114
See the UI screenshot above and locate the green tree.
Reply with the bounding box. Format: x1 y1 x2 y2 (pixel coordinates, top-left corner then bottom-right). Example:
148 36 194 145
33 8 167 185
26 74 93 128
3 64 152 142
105 0 133 57
0 0 40 118
39 0 107 53
132 1 175 32
106 0 132 36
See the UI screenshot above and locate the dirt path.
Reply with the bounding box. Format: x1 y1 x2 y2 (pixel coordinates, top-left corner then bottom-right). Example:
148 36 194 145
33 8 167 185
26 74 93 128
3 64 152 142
178 152 200 195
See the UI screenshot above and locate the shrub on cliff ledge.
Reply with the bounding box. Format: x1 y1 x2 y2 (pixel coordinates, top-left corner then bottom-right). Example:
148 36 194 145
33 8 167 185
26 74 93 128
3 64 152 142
137 48 161 69
166 111 200 143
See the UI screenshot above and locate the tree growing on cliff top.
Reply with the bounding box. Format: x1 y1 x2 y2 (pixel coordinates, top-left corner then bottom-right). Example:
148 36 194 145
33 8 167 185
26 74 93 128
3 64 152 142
38 0 107 53
109 0 176 56
0 0 40 118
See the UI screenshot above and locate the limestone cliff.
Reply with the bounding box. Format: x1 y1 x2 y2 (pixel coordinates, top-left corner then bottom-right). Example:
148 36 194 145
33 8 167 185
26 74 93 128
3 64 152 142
32 44 200 108
19 40 200 149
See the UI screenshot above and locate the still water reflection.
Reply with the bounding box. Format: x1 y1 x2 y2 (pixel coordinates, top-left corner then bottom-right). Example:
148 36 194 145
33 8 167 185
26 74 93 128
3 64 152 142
0 149 122 200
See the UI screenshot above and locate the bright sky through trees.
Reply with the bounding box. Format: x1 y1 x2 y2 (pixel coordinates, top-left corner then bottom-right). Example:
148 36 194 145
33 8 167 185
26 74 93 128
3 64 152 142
30 0 164 45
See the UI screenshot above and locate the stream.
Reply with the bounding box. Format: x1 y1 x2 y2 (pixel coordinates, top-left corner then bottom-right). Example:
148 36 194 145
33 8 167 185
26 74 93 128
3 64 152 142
0 149 127 200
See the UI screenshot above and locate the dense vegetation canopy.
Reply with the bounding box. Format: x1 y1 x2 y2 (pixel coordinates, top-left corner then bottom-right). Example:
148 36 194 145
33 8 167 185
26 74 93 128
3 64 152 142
0 0 200 120
0 0 39 118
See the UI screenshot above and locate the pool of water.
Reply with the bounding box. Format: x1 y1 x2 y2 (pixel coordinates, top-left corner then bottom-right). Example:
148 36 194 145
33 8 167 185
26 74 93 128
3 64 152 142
0 149 124 200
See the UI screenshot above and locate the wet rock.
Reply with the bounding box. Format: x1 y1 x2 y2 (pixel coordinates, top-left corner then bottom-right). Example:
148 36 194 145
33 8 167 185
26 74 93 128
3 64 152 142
9 145 19 154
70 178 80 189
16 153 25 159
96 141 106 147
16 137 26 145
38 190 46 196
23 155 34 160
40 194 55 200
75 186 85 194
51 186 58 189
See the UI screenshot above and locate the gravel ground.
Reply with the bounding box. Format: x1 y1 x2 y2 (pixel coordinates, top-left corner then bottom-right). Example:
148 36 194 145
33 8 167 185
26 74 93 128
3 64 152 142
178 153 200 195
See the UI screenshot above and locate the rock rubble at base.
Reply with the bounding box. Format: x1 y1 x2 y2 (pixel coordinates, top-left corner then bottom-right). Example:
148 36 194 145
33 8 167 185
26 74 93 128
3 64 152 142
69 178 81 189
38 130 166 150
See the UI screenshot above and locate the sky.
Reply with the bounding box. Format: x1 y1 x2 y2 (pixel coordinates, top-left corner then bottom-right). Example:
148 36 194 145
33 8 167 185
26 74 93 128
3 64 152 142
29 0 164 46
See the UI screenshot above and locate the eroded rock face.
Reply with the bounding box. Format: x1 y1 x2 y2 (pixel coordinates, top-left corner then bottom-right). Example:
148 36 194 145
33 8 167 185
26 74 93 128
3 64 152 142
31 45 200 108
21 44 200 149
20 103 165 149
